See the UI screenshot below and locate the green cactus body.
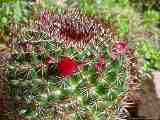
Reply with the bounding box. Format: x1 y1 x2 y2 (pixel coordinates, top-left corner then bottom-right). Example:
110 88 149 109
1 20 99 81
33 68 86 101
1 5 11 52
4 9 139 120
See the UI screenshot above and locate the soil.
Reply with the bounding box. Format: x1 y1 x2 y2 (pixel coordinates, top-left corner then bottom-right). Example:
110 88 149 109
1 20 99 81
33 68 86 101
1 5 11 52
137 78 160 120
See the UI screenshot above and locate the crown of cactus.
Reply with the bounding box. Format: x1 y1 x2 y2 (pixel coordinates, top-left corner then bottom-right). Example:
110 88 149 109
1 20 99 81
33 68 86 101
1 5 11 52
1 9 140 120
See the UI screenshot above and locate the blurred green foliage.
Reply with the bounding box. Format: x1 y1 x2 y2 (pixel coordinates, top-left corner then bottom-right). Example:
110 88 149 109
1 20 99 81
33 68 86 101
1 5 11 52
78 0 160 73
0 0 159 119
129 0 160 11
137 41 160 71
143 10 160 27
0 0 31 31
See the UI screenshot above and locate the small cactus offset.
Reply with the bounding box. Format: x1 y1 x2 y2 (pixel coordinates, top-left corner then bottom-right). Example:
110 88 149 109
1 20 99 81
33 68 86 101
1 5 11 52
2 9 140 120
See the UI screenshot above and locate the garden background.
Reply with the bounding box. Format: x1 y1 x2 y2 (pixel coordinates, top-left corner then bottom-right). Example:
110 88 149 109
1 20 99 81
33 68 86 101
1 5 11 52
0 0 160 120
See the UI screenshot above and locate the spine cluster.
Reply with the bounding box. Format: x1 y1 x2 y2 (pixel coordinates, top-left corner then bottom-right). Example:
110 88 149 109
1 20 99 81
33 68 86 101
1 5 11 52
0 9 142 120
11 9 115 49
116 49 141 119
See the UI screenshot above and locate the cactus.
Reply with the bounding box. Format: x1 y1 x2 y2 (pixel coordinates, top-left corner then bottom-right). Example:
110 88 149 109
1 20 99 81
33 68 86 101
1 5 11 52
1 9 140 120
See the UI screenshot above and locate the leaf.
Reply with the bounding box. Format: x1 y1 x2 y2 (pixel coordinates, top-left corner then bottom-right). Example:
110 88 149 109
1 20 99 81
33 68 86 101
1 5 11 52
96 83 105 95
144 10 160 27
1 17 7 24
80 0 95 15
118 0 129 7
118 17 129 34
31 68 37 79
103 0 116 8
14 1 22 21
155 62 160 69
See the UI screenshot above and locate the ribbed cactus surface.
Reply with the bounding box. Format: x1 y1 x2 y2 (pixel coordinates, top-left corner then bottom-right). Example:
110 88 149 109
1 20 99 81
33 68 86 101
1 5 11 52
1 9 139 120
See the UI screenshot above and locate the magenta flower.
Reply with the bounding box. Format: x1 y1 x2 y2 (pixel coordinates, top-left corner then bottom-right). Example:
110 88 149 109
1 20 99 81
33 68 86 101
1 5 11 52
114 41 128 54
110 41 128 59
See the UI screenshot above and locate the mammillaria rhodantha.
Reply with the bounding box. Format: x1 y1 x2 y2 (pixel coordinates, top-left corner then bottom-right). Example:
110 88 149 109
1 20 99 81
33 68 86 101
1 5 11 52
6 9 140 120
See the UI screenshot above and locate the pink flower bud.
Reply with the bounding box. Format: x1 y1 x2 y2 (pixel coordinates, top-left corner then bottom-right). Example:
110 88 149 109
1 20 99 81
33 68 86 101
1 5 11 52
110 41 128 59
94 54 106 72
44 56 55 65
40 10 50 24
20 42 33 52
114 41 128 54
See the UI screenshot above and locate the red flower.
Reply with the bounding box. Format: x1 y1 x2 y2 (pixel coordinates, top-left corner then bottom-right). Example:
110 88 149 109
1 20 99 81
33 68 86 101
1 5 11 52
58 57 78 77
94 54 106 72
